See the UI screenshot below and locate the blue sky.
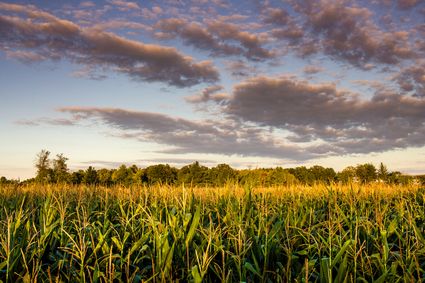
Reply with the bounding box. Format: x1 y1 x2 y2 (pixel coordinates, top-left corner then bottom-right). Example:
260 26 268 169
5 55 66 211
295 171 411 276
0 0 424 179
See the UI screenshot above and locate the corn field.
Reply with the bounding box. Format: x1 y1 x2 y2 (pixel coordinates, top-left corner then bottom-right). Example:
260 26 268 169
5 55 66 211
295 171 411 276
0 183 425 282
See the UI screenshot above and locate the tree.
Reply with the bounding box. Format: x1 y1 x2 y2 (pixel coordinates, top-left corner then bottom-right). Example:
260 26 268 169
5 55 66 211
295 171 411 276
52 153 69 183
145 164 177 185
288 166 315 185
337 166 356 183
97 168 112 186
309 165 336 184
70 170 84 185
209 164 237 186
265 167 296 186
377 162 389 182
355 163 377 184
83 166 98 185
177 161 209 186
111 165 134 185
35 149 52 183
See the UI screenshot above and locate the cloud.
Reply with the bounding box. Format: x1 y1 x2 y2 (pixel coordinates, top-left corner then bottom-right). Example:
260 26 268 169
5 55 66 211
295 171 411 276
225 75 425 154
262 7 290 26
155 18 273 61
303 65 324 74
397 0 420 9
108 0 140 11
224 60 258 78
284 0 417 68
57 107 317 160
5 50 45 63
185 85 229 103
0 3 219 87
393 60 425 97
15 118 76 126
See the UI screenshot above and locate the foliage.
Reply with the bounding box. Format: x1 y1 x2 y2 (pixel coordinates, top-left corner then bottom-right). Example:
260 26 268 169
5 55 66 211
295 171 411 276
355 163 377 184
145 164 178 185
177 161 210 186
34 149 52 183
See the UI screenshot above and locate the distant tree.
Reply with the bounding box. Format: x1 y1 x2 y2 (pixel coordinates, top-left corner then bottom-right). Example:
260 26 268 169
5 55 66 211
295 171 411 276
97 168 112 186
265 167 296 186
112 165 134 185
145 164 177 185
132 168 145 185
83 166 98 185
52 153 69 183
177 161 209 186
209 164 237 186
337 166 356 183
35 149 53 183
238 169 266 187
70 170 85 185
377 162 389 182
355 163 377 184
288 166 315 185
309 165 336 184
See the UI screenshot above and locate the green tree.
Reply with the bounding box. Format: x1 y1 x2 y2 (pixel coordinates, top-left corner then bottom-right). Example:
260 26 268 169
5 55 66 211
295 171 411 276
83 166 98 185
52 153 69 183
265 167 296 186
70 170 85 185
209 164 237 186
35 149 53 183
97 168 112 186
112 165 134 185
337 166 356 184
177 161 209 186
377 162 389 182
288 166 315 185
355 163 377 184
309 165 336 184
145 164 177 185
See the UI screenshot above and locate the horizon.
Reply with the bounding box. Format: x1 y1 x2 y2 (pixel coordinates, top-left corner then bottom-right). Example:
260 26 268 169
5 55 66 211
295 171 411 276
1 0 425 179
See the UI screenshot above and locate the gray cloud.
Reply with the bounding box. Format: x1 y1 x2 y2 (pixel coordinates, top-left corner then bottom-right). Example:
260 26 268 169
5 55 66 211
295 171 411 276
15 117 76 126
185 85 229 103
397 0 420 9
303 65 324 74
155 18 273 61
57 107 320 160
267 0 420 68
225 76 425 154
0 3 219 87
224 59 259 78
393 60 425 97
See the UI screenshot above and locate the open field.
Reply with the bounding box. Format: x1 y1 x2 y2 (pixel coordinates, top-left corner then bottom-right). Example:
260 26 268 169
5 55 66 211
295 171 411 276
1 183 425 282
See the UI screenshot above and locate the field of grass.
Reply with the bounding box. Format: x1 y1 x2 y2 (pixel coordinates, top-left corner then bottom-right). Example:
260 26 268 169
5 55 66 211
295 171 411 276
0 183 425 282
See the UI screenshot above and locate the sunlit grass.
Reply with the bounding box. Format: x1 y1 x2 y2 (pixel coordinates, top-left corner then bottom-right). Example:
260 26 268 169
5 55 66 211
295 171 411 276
0 182 424 282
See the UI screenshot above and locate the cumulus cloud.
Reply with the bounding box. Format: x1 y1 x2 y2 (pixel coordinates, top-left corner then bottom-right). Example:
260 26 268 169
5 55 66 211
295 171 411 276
155 18 273 61
303 65 324 74
108 0 140 11
0 3 219 87
225 76 425 154
393 60 425 97
185 85 229 103
56 107 318 160
397 0 420 9
280 0 418 68
224 60 259 78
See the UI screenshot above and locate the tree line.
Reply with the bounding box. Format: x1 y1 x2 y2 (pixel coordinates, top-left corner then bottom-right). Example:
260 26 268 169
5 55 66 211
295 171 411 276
1 150 424 186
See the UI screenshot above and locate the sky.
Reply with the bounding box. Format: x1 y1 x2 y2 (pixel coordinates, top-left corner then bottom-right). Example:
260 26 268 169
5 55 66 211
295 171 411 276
0 0 425 179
